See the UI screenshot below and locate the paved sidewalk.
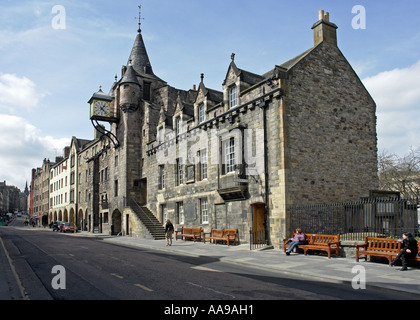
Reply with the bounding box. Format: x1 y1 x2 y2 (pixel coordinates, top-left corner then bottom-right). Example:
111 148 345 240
78 232 420 298
1 226 420 299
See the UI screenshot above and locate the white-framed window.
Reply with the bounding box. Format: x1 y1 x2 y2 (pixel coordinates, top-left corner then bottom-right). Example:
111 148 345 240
199 149 207 180
176 116 181 135
176 158 183 186
200 198 209 224
158 127 165 143
158 165 165 190
198 104 205 123
225 137 236 173
229 86 237 109
161 204 167 224
177 202 184 225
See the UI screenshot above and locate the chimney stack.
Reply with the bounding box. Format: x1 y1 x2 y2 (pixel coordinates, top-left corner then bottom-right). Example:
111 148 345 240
312 10 338 46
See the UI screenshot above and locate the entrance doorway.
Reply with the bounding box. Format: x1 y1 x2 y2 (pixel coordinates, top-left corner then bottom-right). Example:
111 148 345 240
252 203 266 245
112 210 122 235
139 178 147 206
126 214 130 235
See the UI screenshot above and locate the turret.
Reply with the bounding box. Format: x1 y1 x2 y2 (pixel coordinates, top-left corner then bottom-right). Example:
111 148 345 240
119 62 141 112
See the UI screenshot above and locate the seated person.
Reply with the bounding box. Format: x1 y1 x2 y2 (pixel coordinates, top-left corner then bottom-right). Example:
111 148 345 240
286 228 306 255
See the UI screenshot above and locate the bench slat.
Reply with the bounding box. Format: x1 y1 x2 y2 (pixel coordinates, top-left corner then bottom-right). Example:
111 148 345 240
283 233 340 258
204 229 237 246
357 238 420 265
356 237 400 264
175 227 203 242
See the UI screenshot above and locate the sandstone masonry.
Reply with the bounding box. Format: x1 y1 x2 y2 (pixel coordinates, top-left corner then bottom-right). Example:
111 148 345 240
45 10 378 248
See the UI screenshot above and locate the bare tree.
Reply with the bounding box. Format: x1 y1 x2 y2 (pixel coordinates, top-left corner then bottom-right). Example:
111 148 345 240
378 147 420 198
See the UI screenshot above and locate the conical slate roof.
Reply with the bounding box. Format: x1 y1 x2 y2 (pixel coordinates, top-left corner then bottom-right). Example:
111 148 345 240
127 30 155 78
120 64 138 85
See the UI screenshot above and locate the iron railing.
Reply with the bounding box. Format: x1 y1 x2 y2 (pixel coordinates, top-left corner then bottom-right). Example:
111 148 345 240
250 229 268 250
287 197 419 240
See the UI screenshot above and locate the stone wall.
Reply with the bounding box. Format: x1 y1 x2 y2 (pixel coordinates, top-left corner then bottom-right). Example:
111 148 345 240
283 41 378 206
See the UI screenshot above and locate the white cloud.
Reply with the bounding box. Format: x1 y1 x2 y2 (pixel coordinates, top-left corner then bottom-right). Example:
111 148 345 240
0 115 68 189
363 60 420 110
352 59 378 78
0 73 46 112
362 60 420 156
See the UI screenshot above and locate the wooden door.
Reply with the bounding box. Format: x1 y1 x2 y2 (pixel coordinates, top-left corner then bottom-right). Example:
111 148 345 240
253 203 266 244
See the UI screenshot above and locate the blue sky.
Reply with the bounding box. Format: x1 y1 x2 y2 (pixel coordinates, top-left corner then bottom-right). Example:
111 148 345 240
0 0 419 190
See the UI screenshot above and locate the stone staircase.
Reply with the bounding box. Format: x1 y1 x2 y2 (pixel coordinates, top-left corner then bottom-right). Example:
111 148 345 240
129 199 165 240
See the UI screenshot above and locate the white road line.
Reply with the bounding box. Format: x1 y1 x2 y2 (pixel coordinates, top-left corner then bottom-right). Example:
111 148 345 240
187 281 235 299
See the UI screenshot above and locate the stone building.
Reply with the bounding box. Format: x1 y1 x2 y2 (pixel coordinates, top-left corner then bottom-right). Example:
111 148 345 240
0 181 23 214
75 129 114 234
49 150 70 223
31 159 54 225
48 138 90 227
49 10 378 247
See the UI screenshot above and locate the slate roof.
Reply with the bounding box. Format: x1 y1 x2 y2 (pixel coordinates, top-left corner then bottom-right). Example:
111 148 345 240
121 64 139 84
127 30 165 83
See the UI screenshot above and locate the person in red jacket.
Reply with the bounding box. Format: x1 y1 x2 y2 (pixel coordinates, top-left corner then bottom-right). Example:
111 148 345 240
286 228 306 255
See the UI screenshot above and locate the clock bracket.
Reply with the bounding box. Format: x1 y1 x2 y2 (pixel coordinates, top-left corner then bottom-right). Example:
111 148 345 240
91 118 120 148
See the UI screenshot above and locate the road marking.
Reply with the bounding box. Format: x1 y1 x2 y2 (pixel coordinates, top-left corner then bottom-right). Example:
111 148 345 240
134 283 154 292
0 238 29 300
191 266 222 272
111 273 124 279
187 282 235 299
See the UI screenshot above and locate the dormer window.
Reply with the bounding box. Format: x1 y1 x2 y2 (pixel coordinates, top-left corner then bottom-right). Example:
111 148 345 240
229 86 237 109
198 104 205 123
158 127 164 143
175 116 181 135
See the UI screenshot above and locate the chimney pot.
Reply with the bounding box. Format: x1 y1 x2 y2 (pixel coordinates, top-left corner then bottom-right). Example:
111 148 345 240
312 10 338 46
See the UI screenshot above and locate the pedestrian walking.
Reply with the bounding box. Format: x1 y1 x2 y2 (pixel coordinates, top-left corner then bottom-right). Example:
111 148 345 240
391 232 418 271
165 219 174 246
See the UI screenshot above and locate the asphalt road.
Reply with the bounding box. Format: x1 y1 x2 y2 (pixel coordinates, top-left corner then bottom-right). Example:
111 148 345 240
1 218 415 305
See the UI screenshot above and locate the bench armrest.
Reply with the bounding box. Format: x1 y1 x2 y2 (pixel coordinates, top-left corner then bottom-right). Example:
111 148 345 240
327 242 340 247
355 244 367 249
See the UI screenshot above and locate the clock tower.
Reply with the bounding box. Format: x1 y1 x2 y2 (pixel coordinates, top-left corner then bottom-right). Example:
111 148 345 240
88 86 118 122
87 5 168 235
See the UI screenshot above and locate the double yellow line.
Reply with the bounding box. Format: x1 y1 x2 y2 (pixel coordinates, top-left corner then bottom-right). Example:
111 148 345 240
110 273 154 292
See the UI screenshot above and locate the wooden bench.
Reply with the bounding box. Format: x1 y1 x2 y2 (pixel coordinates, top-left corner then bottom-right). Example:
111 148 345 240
204 229 238 246
413 241 420 262
356 237 420 265
175 227 203 242
223 229 238 246
283 233 340 258
301 234 340 259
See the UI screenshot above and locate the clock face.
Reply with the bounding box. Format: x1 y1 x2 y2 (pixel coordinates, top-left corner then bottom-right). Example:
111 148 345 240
94 101 110 116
